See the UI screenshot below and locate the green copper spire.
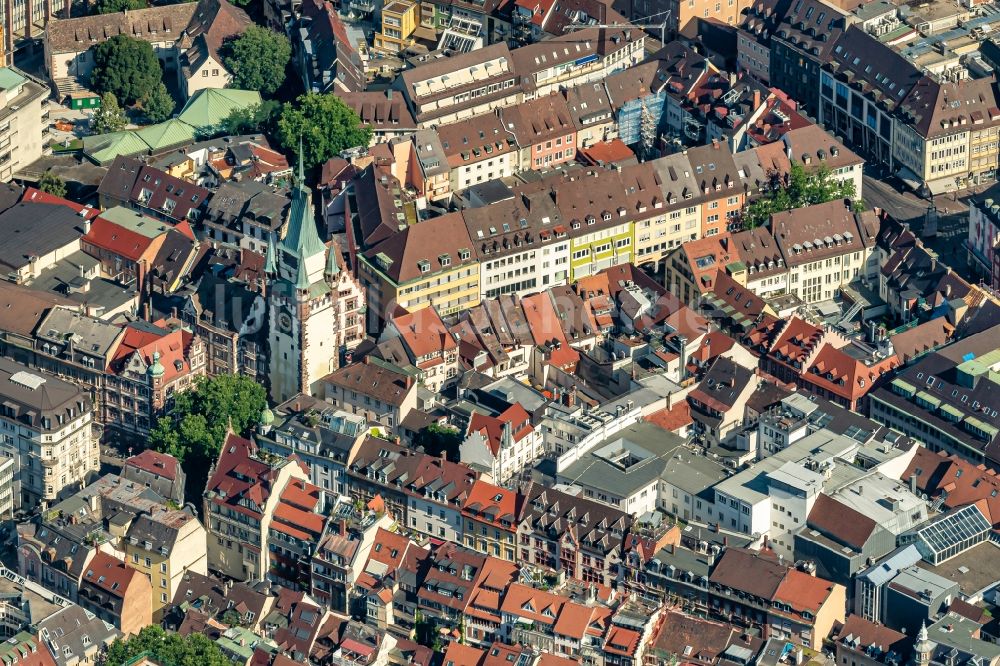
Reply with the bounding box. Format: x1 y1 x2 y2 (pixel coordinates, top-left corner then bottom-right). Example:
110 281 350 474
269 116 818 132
148 349 164 378
278 143 326 288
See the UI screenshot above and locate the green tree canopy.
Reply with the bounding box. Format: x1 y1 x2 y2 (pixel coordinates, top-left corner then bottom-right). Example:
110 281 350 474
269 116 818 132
92 0 147 13
222 26 292 96
222 99 280 135
277 93 372 169
38 171 67 198
90 34 162 105
103 625 230 666
91 92 128 134
740 163 863 229
149 374 267 505
414 423 463 462
140 82 175 123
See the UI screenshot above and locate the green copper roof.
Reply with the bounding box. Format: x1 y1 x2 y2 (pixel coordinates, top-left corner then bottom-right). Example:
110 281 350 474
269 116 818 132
84 89 261 165
177 88 262 129
148 350 164 378
134 118 196 152
0 68 26 92
82 131 149 165
279 150 327 288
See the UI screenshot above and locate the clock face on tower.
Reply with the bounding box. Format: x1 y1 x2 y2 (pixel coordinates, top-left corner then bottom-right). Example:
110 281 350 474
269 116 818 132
278 312 293 333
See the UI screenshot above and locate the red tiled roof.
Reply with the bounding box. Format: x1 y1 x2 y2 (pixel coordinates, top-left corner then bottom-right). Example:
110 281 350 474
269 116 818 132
273 501 324 536
125 449 179 481
577 138 635 166
109 323 192 383
83 551 141 597
22 187 99 219
462 479 519 526
466 403 533 456
774 568 837 615
680 233 737 293
84 215 159 262
443 643 485 666
604 626 641 656
521 292 567 346
280 478 321 513
644 402 693 433
803 343 898 403
836 615 907 652
768 316 823 364
903 448 1000 527
206 433 273 518
393 306 457 358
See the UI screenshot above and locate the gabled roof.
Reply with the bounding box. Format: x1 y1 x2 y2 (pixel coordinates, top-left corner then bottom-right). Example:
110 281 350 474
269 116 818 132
773 568 837 615
709 547 786 600
109 321 193 382
337 91 416 131
500 91 577 145
806 493 877 549
362 211 475 285
205 433 285 519
21 187 98 219
83 551 141 599
133 119 198 153
177 88 262 128
180 0 251 73
828 26 920 110
46 2 199 54
124 450 179 481
903 448 1000 527
392 306 457 359
462 479 519 526
466 403 533 456
803 343 898 403
84 214 161 262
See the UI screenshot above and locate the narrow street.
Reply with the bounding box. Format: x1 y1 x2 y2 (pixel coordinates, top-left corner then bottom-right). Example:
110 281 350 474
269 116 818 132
862 174 930 223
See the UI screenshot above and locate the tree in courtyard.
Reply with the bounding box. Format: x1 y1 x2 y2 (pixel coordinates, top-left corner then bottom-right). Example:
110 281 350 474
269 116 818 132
149 374 267 505
38 171 67 198
222 26 292 96
222 99 281 135
276 93 372 169
739 162 863 229
413 423 463 462
91 34 162 105
92 0 147 14
140 82 175 123
103 626 230 666
91 93 128 134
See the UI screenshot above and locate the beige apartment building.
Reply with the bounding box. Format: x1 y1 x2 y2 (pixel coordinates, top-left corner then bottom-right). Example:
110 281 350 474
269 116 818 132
0 67 49 182
123 510 208 621
0 358 98 509
895 76 1000 193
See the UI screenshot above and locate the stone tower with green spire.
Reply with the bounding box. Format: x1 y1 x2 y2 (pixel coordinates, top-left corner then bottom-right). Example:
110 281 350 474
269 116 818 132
265 149 366 403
